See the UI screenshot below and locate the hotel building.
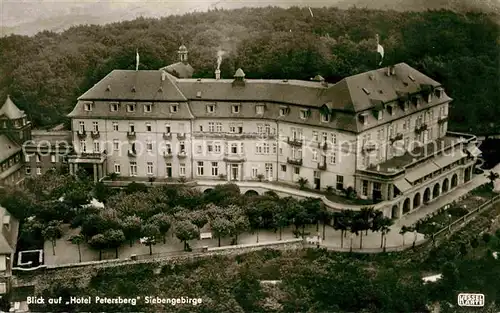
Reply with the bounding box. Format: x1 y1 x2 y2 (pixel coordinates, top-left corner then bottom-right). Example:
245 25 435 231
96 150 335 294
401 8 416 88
66 46 481 218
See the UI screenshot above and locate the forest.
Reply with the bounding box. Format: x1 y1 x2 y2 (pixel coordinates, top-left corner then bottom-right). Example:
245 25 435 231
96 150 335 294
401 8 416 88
0 7 498 133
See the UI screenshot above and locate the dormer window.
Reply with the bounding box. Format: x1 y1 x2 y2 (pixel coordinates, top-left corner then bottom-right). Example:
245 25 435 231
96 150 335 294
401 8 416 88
110 103 119 112
427 93 432 103
231 105 240 114
170 104 178 113
321 113 330 123
127 103 136 112
279 106 289 116
435 87 444 99
144 103 152 113
84 102 92 111
207 105 215 113
300 110 308 120
256 105 265 115
412 96 420 107
404 102 409 112
377 110 384 120
387 105 394 116
359 113 368 125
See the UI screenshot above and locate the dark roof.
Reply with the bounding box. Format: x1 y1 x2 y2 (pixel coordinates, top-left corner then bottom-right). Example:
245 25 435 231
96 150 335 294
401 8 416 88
0 135 21 161
160 62 194 78
78 70 187 101
0 95 25 119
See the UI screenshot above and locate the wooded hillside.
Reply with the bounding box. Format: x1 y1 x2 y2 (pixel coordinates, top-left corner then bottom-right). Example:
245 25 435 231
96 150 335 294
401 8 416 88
0 7 498 133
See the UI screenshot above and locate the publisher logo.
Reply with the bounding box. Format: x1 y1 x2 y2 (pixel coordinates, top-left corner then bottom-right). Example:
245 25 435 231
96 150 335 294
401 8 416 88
457 293 485 307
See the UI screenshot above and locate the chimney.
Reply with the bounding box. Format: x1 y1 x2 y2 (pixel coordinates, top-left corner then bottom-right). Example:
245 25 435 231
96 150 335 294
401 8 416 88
376 165 380 171
390 65 396 75
386 66 391 76
215 69 221 80
161 71 167 81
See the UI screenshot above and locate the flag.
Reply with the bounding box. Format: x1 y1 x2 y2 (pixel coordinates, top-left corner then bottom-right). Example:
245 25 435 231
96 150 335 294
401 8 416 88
376 34 384 66
136 49 139 71
308 7 314 17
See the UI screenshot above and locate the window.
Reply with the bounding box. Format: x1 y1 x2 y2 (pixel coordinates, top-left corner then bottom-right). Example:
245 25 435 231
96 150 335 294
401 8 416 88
179 141 185 152
336 175 344 190
170 104 178 113
250 167 258 178
211 162 218 176
265 163 273 179
165 123 171 133
197 161 204 176
93 141 100 152
359 114 368 125
281 165 286 172
263 143 270 154
196 145 202 154
147 162 154 175
388 105 394 116
92 121 99 132
312 131 318 142
110 103 118 112
79 121 85 132
216 122 222 132
208 122 215 132
113 140 119 151
279 107 288 116
113 122 118 131
231 143 238 154
329 153 336 165
146 123 152 132
166 163 172 178
207 105 215 113
144 103 152 113
321 113 330 123
165 143 172 154
214 142 221 153
127 103 136 112
256 105 264 115
129 123 135 133
36 167 41 175
272 143 277 154
84 102 92 111
229 125 236 133
24 155 30 163
25 166 31 175
300 110 308 119
232 105 240 113
312 149 318 161
207 142 213 153
256 143 262 154
146 140 153 151
179 163 186 176
331 133 337 145
294 167 300 175
362 180 368 196
130 162 137 176
80 141 86 153
114 163 121 174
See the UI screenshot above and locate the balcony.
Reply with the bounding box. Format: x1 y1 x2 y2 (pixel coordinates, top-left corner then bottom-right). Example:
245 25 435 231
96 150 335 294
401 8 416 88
318 142 328 150
438 116 448 124
415 124 428 135
91 130 100 139
317 163 327 170
128 150 137 157
287 157 303 166
77 130 86 139
163 132 172 140
389 133 404 144
223 152 246 162
127 131 136 139
177 151 187 158
176 133 186 140
163 151 173 158
287 137 303 147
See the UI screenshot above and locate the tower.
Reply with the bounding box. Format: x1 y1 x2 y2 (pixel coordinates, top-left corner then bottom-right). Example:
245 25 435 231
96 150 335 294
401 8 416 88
178 45 188 63
0 95 31 143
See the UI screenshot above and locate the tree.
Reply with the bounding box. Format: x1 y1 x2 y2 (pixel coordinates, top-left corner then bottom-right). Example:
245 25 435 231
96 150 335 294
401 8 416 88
42 221 63 256
297 177 309 190
211 216 234 247
70 234 85 262
373 213 393 250
125 182 148 194
232 215 250 245
104 229 125 258
88 234 107 261
120 215 143 247
94 182 113 204
273 203 288 241
486 171 499 189
149 213 171 244
174 220 200 251
189 211 208 230
400 226 410 246
140 223 160 255
350 212 370 249
359 207 375 235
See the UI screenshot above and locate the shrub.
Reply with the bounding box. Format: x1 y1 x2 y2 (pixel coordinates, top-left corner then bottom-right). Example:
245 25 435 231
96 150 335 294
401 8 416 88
482 233 491 243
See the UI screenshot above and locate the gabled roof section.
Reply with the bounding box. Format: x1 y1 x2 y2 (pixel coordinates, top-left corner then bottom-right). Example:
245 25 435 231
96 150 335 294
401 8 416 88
160 62 194 78
78 70 187 101
339 63 441 113
0 95 25 119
